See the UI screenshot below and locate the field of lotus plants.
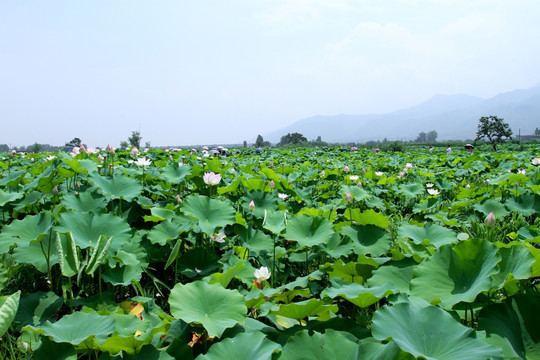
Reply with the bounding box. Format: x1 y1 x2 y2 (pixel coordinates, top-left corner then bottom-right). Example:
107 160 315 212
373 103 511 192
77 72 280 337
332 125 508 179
0 144 539 359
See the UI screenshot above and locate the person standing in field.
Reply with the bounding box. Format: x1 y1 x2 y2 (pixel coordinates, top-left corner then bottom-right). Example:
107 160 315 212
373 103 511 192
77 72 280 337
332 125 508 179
446 145 452 155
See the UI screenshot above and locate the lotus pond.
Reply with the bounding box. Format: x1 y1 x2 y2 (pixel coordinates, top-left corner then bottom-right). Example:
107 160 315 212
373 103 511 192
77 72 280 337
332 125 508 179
0 145 539 359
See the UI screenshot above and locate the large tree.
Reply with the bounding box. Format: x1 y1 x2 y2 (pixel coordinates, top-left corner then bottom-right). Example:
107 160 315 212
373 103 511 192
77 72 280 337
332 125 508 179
426 130 438 143
475 115 512 151
279 132 307 146
128 131 142 149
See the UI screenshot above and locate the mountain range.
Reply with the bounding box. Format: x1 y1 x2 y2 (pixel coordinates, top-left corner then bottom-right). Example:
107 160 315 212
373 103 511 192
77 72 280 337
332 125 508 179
264 83 540 143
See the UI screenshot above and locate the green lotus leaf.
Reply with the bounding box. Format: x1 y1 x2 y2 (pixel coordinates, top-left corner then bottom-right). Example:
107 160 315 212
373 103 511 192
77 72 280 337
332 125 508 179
0 170 26 187
205 259 254 288
395 183 425 199
145 207 177 222
13 190 44 211
32 337 77 360
90 174 143 201
492 243 535 290
268 298 338 320
24 311 116 345
56 232 80 277
0 212 53 252
262 210 287 235
345 209 389 229
473 198 509 218
55 211 131 250
0 189 23 206
397 223 457 248
98 334 146 356
242 190 278 218
238 228 274 255
280 329 402 360
321 282 397 308
322 232 355 258
326 258 378 284
372 301 503 360
127 344 176 359
341 185 370 201
102 265 143 286
169 281 247 337
12 233 59 273
410 238 501 309
160 163 192 184
366 258 417 294
197 331 281 360
60 191 107 213
504 194 540 217
277 270 324 292
181 194 235 236
341 224 391 256
14 292 63 328
147 218 192 245
478 295 540 359
177 247 220 278
0 290 21 338
284 214 335 248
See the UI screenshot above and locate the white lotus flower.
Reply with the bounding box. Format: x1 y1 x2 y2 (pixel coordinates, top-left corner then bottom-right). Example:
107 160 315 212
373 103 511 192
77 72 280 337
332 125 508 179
465 184 471 189
531 157 540 165
427 188 440 196
203 172 221 186
375 171 383 176
349 175 359 181
426 183 434 188
134 157 151 169
278 193 289 200
211 232 226 243
254 266 271 281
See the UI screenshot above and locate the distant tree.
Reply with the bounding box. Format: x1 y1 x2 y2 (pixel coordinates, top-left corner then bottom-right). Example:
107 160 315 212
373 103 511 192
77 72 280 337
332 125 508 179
475 115 513 151
66 137 82 147
243 140 247 148
316 136 322 142
535 127 540 135
279 132 307 146
0 144 9 152
145 141 151 149
426 130 438 143
120 141 129 150
255 135 265 147
415 132 427 143
128 131 142 149
30 142 42 153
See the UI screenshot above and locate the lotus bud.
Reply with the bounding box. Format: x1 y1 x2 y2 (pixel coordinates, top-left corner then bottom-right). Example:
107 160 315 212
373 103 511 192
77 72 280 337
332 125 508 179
357 180 362 187
465 184 471 189
249 200 255 211
269 180 275 189
106 144 115 154
74 191 78 195
75 182 80 190
345 191 353 203
79 144 86 152
344 165 350 172
98 154 104 161
52 185 58 195
131 147 139 155
321 170 325 177
485 211 496 227
176 194 182 204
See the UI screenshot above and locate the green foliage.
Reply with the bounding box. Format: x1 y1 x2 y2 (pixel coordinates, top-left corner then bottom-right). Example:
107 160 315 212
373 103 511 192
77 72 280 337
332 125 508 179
475 115 513 150
278 132 307 146
127 130 142 149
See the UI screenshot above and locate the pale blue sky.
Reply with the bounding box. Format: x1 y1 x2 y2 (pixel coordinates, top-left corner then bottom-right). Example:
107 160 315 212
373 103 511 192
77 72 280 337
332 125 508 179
1 1 539 147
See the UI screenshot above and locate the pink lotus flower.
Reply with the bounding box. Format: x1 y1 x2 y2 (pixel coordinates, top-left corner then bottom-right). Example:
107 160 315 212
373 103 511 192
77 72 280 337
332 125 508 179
270 180 275 189
249 200 255 211
466 184 471 189
321 171 325 177
345 191 353 203
203 172 222 186
176 195 182 204
344 166 350 172
485 211 496 227
357 181 362 187
131 147 139 155
106 144 114 154
532 158 540 165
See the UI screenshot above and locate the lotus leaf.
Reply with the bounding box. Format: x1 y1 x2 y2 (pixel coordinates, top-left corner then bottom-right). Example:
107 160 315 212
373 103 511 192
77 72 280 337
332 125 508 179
242 190 278 218
372 301 503 360
0 189 23 206
14 291 63 328
32 337 76 360
0 212 53 252
197 331 281 360
55 211 131 250
478 295 540 359
321 282 397 307
410 238 501 308
181 194 235 235
366 258 417 294
160 163 192 184
0 290 20 337
25 311 116 345
284 214 335 248
169 281 246 337
397 223 457 248
345 209 389 228
268 298 338 320
90 173 143 201
341 224 392 256
492 243 535 290
60 191 107 213
473 198 509 218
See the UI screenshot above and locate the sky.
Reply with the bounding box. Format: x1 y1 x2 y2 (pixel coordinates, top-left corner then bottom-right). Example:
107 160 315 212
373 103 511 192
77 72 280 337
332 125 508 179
1 0 539 148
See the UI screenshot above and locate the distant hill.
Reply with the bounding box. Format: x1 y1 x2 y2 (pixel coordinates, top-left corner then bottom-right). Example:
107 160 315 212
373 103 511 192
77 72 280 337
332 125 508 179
264 84 540 143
